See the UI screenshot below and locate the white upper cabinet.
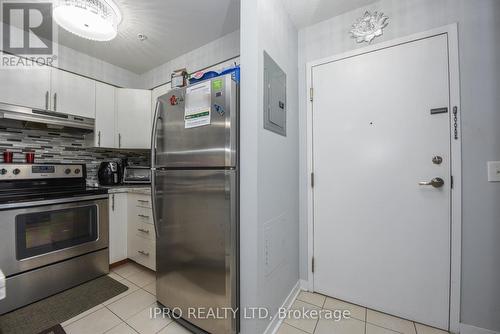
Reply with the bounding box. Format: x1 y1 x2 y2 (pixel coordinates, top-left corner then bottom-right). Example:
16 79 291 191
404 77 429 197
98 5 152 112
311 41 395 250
0 58 154 150
115 88 152 149
50 68 96 118
95 82 116 148
0 66 51 110
151 84 170 124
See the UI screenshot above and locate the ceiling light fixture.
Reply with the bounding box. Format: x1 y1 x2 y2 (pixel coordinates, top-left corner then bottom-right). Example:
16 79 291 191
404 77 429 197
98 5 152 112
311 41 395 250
53 0 122 42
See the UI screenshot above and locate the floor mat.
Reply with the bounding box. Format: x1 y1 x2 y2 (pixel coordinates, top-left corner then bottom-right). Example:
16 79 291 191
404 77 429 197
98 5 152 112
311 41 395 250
0 275 128 334
37 324 66 334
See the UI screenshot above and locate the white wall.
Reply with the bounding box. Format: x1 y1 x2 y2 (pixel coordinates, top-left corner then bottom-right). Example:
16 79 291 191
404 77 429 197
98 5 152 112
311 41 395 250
139 30 240 89
57 30 240 90
297 0 500 332
57 44 140 88
0 21 141 88
240 0 300 332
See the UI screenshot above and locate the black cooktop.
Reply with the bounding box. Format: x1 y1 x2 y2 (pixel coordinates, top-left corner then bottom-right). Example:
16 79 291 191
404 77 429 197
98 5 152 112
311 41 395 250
0 186 108 205
0 163 108 206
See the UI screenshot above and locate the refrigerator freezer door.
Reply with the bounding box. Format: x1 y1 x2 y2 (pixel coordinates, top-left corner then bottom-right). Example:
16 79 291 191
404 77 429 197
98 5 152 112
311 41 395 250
152 74 237 168
154 169 238 334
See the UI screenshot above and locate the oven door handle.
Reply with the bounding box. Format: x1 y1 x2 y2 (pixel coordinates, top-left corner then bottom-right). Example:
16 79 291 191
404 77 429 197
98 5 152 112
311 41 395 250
0 194 109 210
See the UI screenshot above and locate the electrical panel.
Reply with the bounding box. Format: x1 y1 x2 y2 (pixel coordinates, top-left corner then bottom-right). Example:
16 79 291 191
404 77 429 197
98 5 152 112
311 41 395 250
263 51 287 136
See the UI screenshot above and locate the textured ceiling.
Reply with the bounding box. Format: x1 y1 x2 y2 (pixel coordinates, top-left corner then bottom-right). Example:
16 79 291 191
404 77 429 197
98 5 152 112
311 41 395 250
56 0 240 74
281 0 378 29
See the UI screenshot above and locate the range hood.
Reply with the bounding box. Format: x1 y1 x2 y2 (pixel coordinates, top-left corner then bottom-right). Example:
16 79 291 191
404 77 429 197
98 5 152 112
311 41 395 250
0 102 94 132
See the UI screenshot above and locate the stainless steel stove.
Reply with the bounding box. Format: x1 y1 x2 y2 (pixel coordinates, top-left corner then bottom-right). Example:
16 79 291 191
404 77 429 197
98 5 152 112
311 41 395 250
0 163 109 315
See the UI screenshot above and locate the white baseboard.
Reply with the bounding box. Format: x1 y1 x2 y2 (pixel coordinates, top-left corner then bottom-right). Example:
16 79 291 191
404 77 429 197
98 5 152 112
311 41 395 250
460 323 500 334
299 279 309 291
263 280 302 334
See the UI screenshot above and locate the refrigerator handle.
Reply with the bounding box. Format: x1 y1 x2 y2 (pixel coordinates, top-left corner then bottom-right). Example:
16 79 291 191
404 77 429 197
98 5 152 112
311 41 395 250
151 169 160 238
150 100 161 238
151 100 161 169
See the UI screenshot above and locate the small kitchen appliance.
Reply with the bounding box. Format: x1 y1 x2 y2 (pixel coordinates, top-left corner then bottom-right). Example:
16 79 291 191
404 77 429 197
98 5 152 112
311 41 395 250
123 166 151 184
98 161 122 185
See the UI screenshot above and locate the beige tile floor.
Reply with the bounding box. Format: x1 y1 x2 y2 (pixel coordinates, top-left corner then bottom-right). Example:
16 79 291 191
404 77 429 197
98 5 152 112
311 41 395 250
277 291 450 334
62 263 450 334
61 262 190 334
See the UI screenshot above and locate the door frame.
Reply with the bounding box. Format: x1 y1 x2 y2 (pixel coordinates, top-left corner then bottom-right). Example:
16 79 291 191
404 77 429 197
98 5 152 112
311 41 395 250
305 24 462 333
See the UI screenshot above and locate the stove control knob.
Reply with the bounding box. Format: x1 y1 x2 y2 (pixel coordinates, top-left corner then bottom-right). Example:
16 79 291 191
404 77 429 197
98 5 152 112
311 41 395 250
74 168 81 174
65 168 71 175
0 168 7 175
12 168 20 175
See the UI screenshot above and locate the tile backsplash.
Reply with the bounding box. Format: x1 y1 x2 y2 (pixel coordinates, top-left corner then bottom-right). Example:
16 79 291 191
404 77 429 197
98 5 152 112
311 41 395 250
0 126 149 186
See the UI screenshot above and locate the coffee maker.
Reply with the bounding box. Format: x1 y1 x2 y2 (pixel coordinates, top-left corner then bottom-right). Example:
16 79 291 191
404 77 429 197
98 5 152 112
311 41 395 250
97 161 122 186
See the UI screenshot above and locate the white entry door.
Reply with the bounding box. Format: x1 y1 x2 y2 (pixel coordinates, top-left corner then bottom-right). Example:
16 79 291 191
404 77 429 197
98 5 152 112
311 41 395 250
312 34 451 329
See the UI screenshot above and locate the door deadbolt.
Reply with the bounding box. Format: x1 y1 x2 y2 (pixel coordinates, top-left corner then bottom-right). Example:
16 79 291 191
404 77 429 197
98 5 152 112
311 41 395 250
432 156 443 165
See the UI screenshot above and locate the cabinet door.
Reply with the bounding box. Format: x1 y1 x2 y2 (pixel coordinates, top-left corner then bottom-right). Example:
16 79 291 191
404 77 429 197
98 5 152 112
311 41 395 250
95 82 115 148
0 66 51 110
109 193 128 264
151 84 170 124
50 68 96 118
115 88 152 149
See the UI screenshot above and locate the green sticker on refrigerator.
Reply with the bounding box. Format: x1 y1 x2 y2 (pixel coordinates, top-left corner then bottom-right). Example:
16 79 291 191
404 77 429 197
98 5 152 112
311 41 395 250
212 79 223 92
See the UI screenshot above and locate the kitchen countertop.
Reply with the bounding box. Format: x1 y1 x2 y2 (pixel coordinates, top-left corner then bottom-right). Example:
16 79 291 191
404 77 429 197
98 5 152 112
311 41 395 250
95 185 151 195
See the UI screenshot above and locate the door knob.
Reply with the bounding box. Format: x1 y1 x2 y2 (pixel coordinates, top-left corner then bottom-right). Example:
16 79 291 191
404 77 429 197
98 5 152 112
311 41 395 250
419 177 445 188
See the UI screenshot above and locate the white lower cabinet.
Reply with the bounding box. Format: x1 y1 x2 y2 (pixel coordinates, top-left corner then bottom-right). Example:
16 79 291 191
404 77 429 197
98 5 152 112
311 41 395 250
108 193 128 264
127 194 156 271
108 192 156 270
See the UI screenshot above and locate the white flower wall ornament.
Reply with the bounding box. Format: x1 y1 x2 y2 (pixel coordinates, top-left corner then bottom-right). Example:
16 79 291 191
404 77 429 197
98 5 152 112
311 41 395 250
350 11 389 43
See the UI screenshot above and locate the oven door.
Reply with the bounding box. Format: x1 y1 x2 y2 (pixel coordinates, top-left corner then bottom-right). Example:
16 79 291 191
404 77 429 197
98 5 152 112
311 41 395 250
0 195 109 277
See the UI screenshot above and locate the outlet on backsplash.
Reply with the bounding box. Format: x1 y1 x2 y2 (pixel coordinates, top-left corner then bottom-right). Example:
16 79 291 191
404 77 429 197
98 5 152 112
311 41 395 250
0 127 150 186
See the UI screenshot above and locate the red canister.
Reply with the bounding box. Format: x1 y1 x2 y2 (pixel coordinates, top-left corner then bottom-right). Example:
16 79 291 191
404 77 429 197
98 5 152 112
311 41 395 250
25 152 35 164
3 151 13 163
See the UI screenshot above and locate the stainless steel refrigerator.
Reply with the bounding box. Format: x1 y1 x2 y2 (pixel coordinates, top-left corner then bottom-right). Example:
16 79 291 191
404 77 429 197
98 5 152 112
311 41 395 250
151 74 238 334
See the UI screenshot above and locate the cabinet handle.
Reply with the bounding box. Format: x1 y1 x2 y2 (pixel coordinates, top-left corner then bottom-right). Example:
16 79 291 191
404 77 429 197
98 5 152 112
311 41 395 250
138 214 150 219
111 194 115 211
137 200 149 204
45 91 49 110
98 131 101 147
118 133 121 148
137 228 150 234
138 250 150 256
53 93 57 111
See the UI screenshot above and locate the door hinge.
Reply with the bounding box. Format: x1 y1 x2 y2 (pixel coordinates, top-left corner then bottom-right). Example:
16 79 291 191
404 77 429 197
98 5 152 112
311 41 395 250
311 172 315 188
312 257 315 273
451 175 454 189
310 87 314 102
